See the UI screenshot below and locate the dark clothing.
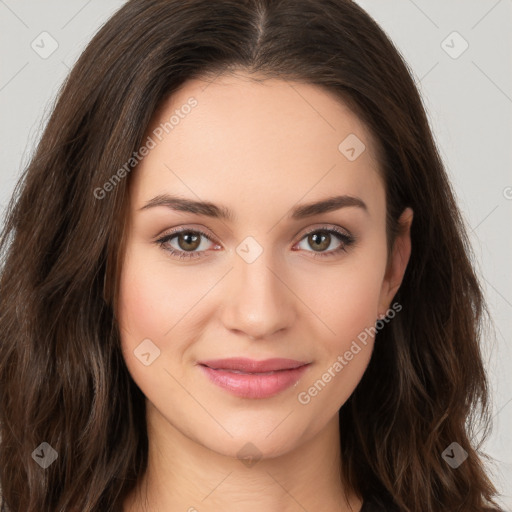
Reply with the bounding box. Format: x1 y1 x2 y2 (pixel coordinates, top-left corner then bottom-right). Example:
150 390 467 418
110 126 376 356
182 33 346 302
360 498 504 512
360 497 395 511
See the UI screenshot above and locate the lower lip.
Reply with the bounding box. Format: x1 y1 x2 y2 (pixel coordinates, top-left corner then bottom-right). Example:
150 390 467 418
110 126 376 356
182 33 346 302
198 364 310 399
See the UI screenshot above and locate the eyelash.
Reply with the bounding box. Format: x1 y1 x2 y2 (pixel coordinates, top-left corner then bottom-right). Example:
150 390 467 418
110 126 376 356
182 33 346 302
155 225 356 261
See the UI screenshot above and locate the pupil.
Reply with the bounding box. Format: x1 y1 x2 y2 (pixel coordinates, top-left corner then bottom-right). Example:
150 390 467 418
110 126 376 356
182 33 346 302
180 232 199 250
310 232 329 251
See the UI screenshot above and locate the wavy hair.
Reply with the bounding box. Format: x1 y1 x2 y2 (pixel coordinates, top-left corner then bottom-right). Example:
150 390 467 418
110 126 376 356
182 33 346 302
0 0 501 510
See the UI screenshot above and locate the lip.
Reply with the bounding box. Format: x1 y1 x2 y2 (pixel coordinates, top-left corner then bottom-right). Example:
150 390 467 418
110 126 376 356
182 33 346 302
197 358 311 399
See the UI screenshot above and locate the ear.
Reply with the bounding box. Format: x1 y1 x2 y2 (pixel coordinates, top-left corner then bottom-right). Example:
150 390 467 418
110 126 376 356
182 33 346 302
377 207 413 316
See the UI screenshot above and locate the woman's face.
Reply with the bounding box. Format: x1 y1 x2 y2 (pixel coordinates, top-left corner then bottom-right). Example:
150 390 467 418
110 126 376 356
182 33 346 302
117 72 411 459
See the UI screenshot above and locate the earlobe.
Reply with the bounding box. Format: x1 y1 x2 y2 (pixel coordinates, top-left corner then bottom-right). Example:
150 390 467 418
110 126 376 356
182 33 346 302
378 207 414 315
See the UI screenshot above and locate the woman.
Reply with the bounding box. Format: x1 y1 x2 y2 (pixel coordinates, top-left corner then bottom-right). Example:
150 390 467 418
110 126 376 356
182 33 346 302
0 0 503 511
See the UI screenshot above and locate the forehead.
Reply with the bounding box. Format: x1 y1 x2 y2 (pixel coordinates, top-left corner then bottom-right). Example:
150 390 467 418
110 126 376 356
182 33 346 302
130 72 384 220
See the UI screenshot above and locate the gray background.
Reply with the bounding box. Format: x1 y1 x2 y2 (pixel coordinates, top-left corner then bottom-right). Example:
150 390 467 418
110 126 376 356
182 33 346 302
0 0 510 507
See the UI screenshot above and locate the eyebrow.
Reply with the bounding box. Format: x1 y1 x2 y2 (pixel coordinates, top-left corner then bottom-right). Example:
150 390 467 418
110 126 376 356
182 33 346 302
139 193 368 221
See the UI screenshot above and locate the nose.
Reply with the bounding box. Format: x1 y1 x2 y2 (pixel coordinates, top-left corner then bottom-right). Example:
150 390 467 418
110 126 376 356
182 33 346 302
220 248 296 341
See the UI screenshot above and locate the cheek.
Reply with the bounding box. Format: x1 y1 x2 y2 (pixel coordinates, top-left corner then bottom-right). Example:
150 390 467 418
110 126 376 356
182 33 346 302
116 244 192 387
116 242 222 391
117 259 164 344
301 247 387 347
294 247 387 411
117 242 202 343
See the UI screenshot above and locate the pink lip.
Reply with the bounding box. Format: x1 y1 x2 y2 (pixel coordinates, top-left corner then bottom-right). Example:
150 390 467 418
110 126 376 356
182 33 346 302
197 358 311 399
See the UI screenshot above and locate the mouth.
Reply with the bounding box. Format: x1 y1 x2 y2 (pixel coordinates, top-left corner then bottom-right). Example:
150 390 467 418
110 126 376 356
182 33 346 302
197 358 311 399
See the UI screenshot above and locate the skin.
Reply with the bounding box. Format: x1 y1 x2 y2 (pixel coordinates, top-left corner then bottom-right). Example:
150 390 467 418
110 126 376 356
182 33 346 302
118 71 413 512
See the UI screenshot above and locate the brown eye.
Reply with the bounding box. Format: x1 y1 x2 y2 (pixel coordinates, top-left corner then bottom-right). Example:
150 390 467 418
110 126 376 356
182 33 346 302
295 227 355 258
176 231 202 251
307 231 331 252
156 228 218 261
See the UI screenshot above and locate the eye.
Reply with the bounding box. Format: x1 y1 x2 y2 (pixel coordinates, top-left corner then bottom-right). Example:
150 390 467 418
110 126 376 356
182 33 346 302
294 226 355 258
155 225 356 261
155 228 219 261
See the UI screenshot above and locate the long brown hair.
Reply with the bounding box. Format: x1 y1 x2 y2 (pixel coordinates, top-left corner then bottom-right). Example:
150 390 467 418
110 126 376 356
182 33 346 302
0 0 502 510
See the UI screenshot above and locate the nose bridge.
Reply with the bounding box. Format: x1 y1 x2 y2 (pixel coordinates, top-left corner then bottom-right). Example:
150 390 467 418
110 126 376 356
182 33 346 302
221 239 295 339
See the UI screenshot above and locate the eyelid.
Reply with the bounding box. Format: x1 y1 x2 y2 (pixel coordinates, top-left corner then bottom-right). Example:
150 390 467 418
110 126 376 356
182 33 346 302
154 224 218 243
155 223 353 245
155 223 356 260
295 223 352 240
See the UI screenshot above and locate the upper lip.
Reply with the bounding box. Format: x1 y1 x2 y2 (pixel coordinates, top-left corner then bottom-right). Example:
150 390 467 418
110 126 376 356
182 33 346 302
198 357 310 373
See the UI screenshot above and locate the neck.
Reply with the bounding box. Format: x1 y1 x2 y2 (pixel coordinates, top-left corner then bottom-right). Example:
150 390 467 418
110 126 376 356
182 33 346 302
123 401 362 512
